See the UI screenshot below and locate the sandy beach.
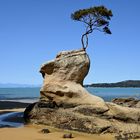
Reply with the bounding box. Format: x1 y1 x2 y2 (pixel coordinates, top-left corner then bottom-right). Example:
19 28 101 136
0 101 115 140
0 126 115 140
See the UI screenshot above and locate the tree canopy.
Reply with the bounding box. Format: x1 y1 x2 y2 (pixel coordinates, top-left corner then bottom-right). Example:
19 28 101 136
71 6 113 50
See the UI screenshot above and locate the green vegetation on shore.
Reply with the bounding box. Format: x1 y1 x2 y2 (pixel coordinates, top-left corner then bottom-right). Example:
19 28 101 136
85 80 140 88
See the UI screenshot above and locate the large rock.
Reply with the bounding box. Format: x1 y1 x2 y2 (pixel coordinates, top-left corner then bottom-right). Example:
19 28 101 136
24 49 140 134
39 49 107 110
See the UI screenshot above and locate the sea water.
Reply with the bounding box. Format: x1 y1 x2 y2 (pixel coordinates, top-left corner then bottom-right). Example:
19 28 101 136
87 87 140 101
0 87 40 103
0 87 140 102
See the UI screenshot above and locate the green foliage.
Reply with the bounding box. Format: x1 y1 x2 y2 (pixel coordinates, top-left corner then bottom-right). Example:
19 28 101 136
71 6 112 20
71 6 113 49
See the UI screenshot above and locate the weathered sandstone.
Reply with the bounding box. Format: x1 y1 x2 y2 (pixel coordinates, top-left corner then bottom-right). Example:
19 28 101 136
39 49 107 110
24 49 140 134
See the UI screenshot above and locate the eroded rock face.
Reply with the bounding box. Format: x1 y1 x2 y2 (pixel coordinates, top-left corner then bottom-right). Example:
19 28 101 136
40 49 90 85
39 49 107 110
24 49 140 134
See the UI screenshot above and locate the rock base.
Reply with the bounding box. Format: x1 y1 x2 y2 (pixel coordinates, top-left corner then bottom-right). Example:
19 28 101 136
24 101 140 134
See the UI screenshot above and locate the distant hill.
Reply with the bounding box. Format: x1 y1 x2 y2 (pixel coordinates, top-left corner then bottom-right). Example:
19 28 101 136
85 80 140 88
0 83 41 88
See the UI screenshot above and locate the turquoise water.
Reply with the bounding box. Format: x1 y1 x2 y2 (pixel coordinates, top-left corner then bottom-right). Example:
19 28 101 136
0 87 140 102
87 87 140 101
0 87 40 102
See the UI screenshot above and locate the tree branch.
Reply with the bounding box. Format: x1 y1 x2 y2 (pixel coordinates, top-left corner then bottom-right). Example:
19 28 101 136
81 26 93 50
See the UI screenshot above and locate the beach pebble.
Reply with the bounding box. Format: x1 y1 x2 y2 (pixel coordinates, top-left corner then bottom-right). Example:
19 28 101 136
41 128 50 134
63 133 73 138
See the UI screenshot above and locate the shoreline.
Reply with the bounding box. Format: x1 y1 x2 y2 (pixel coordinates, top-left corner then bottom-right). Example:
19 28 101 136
0 101 116 140
0 101 27 127
0 100 30 110
3 100 140 140
1 100 139 140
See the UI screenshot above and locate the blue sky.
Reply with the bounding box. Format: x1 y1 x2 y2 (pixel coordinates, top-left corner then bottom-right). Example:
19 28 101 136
0 0 140 85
